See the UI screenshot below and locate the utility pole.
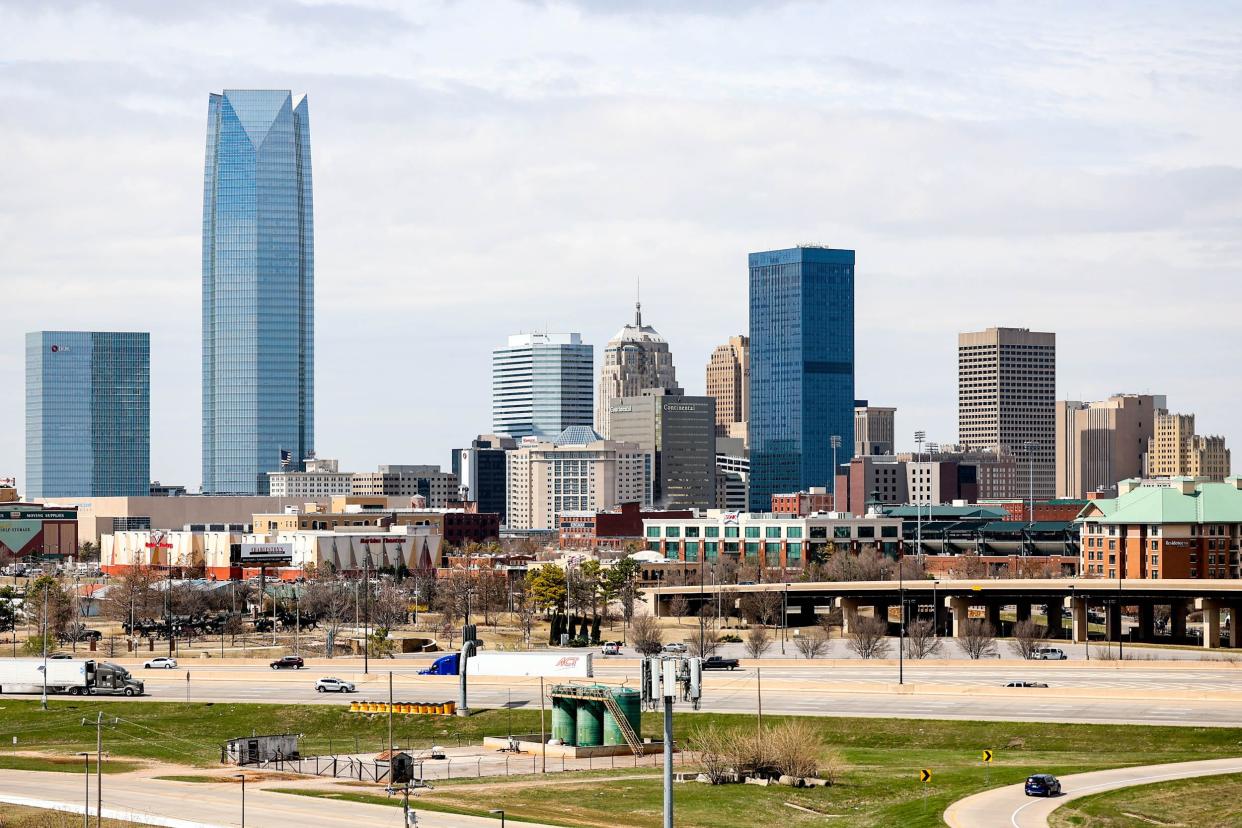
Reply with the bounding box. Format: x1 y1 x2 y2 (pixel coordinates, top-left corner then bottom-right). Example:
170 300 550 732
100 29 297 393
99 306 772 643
388 671 394 753
41 585 48 710
95 712 102 827
830 435 841 512
363 554 371 675
78 752 89 828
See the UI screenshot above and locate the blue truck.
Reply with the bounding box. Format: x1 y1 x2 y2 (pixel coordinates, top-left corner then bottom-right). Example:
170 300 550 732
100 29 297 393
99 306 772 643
418 653 460 675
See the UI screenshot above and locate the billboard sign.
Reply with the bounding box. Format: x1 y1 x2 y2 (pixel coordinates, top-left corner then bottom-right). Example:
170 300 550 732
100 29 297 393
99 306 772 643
239 542 293 564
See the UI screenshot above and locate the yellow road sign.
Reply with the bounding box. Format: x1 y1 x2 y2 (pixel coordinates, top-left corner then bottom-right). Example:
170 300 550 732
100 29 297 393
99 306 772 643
920 769 932 782
983 750 993 763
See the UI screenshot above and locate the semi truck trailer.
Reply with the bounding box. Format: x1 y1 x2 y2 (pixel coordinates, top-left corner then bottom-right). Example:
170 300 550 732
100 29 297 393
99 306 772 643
0 659 145 696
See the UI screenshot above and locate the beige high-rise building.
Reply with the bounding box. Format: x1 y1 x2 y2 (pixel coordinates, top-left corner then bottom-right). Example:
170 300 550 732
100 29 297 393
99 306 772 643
958 327 1056 499
705 335 749 443
1055 394 1165 498
1146 412 1231 479
854 402 895 456
504 425 652 530
595 303 681 438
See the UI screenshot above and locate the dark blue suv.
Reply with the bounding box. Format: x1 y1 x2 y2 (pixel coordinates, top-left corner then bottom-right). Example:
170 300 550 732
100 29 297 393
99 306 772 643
1024 774 1062 797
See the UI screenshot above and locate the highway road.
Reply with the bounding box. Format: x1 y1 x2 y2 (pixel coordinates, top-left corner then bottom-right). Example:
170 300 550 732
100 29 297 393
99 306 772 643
70 657 1242 727
0 768 559 828
943 757 1242 827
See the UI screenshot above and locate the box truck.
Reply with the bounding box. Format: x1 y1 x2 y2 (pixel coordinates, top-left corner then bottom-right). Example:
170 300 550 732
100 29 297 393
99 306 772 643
0 659 144 696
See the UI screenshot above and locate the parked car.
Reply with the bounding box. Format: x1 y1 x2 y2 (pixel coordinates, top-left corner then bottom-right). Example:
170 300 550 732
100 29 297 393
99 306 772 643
601 642 623 656
701 656 740 671
315 677 355 693
1004 680 1049 688
662 643 688 654
60 628 102 643
143 657 178 670
1033 647 1067 660
49 653 73 660
1024 774 1062 797
270 655 304 670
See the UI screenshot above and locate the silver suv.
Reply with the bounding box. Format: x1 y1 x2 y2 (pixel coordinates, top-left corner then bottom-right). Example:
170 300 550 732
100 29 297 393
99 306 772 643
315 677 356 693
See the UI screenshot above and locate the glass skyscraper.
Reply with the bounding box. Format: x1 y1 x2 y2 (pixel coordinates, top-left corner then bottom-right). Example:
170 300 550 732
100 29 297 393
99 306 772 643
492 333 593 439
202 89 314 494
748 246 855 512
26 331 150 498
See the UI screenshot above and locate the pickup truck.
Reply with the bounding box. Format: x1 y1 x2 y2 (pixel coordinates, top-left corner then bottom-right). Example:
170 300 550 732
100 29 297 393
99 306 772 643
701 656 740 671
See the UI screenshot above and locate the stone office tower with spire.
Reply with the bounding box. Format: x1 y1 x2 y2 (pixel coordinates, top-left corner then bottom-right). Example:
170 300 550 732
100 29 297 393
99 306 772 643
595 300 681 438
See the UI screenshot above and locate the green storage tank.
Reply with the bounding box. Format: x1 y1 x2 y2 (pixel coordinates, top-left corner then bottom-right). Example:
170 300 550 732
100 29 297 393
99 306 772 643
552 696 577 745
576 698 604 747
603 687 642 746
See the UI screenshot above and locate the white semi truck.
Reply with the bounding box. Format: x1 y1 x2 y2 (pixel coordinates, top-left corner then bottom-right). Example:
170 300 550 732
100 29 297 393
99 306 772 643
0 659 144 696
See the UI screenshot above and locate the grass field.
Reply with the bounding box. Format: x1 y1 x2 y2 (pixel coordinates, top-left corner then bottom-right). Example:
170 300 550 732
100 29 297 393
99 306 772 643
0 755 142 774
0 804 143 827
4 700 1242 827
1048 772 1242 827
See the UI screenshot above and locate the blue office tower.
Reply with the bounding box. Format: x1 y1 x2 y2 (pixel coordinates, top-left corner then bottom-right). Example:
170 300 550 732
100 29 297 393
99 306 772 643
202 90 314 494
26 331 150 498
748 246 855 513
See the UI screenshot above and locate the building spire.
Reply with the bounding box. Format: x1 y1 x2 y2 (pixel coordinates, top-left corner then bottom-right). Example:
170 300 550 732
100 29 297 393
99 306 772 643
635 276 642 327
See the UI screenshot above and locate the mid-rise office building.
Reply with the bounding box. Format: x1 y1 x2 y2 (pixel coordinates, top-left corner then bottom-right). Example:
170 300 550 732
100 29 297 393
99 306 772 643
26 331 150 498
452 434 517 522
202 90 315 495
1146 412 1231 480
267 458 354 498
854 401 895 456
607 391 716 509
705 335 749 444
595 303 681 437
749 246 855 511
1055 394 1165 498
492 332 593 439
958 327 1056 499
715 437 749 511
504 426 651 530
351 465 460 506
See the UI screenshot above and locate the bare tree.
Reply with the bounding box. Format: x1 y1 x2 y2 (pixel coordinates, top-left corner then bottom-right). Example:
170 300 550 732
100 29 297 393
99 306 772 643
816 607 843 639
740 590 782 627
688 609 719 659
903 619 943 659
103 566 161 627
630 613 664 656
793 630 828 659
371 582 411 628
846 614 891 659
957 619 998 659
949 554 988 579
1009 619 1048 660
667 594 689 625
302 578 352 658
685 725 733 784
743 625 772 659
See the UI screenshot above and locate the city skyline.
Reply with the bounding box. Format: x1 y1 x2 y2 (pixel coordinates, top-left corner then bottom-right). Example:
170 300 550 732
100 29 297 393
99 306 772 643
2 2 1240 489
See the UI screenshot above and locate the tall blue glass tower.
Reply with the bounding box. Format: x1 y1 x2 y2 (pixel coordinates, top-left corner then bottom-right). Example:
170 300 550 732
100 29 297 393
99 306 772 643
202 90 314 494
748 246 855 512
26 331 150 498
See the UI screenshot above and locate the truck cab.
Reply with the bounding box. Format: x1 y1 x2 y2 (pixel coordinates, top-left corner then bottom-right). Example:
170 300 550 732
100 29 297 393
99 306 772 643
88 661 145 696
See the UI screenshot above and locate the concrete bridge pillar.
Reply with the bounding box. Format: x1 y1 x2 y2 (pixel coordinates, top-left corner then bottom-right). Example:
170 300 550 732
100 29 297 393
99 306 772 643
1015 602 1032 624
1138 603 1155 643
1228 605 1241 649
932 599 948 638
1170 600 1189 643
839 597 860 635
1106 602 1122 643
985 602 1002 633
1201 599 1222 649
1046 599 1065 639
948 596 971 638
1071 596 1089 644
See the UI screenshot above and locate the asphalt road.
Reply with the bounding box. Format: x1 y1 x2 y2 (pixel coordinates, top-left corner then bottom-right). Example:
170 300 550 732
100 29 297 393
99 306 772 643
0 768 559 828
95 658 1242 728
943 757 1242 827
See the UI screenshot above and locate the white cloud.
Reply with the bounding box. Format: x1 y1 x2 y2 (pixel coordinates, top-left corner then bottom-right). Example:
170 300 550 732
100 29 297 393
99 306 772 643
1 0 1240 487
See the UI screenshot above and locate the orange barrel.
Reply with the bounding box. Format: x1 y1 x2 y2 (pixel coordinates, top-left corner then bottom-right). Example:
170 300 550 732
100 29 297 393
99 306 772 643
400 703 412 714
349 701 359 713
444 701 456 715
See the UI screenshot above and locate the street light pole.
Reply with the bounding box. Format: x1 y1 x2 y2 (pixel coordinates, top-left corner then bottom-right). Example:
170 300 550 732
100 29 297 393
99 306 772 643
1022 441 1039 558
41 585 48 710
234 774 246 828
914 431 925 566
489 809 506 828
77 752 90 828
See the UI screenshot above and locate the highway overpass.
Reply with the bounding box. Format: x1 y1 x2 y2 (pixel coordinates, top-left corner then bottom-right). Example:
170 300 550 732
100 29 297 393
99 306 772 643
645 578 1242 648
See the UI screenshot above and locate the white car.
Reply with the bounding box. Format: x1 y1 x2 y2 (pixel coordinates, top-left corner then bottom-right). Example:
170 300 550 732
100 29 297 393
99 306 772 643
315 677 356 693
144 657 178 669
662 643 688 654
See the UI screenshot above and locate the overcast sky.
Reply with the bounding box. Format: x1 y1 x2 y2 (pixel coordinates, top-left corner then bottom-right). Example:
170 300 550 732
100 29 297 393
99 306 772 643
2 0 1241 490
